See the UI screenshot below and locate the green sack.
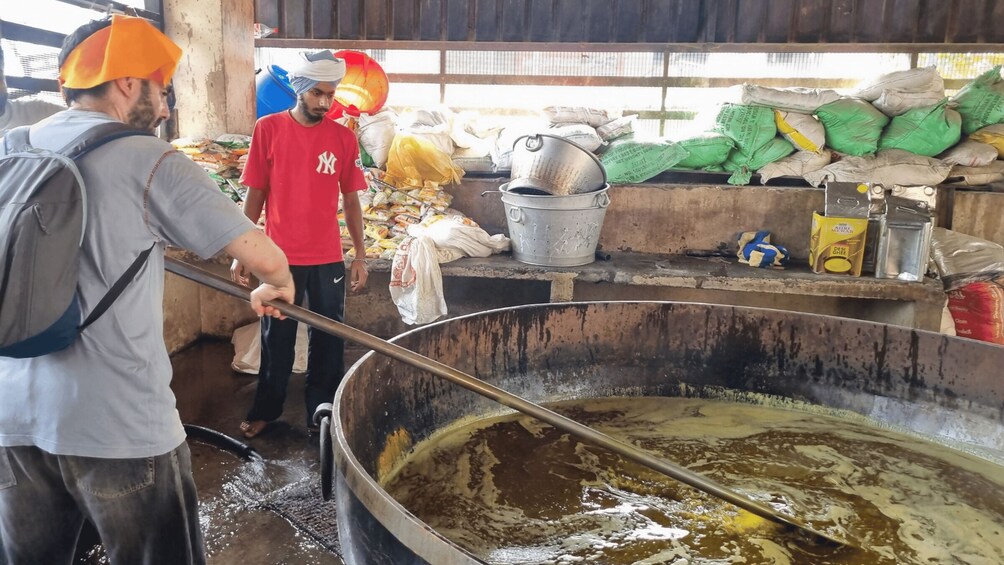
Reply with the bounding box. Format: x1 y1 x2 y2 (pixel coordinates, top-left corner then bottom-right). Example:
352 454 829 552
674 133 735 169
711 104 777 154
950 66 1004 134
878 99 962 156
723 136 796 174
815 99 890 156
600 139 689 183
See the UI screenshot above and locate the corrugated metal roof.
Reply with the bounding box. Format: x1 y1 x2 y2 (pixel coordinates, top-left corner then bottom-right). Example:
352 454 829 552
256 0 1004 46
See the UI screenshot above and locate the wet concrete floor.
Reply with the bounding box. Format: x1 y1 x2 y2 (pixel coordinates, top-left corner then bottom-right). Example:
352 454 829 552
162 339 362 564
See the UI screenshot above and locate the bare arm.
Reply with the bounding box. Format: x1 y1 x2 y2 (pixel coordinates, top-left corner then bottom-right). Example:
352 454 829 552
230 187 268 285
224 228 294 318
342 190 369 292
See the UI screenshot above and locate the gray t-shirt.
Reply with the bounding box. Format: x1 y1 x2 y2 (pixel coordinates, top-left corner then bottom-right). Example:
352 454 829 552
0 97 65 131
0 109 256 458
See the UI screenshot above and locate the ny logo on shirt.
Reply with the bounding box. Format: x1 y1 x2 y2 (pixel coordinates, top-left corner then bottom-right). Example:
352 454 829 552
316 151 337 175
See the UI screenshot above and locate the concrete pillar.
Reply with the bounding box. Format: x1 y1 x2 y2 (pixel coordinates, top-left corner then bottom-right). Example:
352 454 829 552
162 0 255 137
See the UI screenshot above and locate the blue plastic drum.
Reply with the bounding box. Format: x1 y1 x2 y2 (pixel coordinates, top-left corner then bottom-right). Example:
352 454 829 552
255 65 296 118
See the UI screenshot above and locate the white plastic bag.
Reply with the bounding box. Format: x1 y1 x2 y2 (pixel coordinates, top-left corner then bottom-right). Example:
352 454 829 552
389 235 447 325
230 320 308 374
422 216 511 258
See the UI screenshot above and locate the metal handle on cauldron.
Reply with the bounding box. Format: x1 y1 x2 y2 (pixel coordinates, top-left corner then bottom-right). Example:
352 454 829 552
164 256 854 549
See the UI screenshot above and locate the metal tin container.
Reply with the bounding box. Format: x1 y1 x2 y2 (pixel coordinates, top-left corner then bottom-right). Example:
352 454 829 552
875 195 934 281
861 184 887 274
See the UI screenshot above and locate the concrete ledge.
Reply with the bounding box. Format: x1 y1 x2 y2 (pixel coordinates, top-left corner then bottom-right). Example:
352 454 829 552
368 251 946 330
371 251 943 300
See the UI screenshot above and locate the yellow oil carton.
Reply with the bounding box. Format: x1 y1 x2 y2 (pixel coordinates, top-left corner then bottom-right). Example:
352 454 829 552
809 212 868 276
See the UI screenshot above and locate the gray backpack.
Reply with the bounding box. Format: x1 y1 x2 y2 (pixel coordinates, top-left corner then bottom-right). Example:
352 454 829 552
0 123 154 358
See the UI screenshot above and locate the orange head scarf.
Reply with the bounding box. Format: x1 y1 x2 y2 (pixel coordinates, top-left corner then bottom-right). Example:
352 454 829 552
60 15 182 89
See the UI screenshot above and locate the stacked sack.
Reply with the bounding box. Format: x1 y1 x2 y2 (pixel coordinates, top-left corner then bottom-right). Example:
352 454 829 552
673 85 839 185
171 134 251 205
666 65 1004 188
351 65 1004 190
805 66 1004 188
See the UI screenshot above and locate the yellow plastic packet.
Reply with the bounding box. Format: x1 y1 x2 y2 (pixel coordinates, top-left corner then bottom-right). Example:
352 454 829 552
383 133 464 189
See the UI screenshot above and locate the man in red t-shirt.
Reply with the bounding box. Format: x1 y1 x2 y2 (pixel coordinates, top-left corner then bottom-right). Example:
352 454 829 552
231 50 368 438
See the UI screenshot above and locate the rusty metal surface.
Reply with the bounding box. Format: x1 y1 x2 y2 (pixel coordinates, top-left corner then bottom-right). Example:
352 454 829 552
256 0 1004 46
333 301 1004 564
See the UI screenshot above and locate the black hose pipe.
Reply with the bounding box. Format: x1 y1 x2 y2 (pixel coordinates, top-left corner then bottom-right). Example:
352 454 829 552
183 424 262 461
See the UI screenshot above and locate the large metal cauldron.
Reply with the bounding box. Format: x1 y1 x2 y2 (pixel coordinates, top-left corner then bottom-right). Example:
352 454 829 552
330 302 1004 564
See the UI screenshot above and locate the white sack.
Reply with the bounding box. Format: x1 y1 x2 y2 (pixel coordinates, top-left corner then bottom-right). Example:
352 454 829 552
855 67 944 101
356 109 397 167
758 150 832 183
230 320 308 374
544 106 614 127
491 120 549 170
547 124 603 152
937 140 1000 167
872 89 947 117
944 161 1004 186
803 149 953 187
596 115 635 141
400 108 455 156
729 84 841 113
774 111 826 153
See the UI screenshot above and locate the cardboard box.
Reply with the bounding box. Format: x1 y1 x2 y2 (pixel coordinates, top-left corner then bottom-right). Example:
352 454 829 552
809 212 868 276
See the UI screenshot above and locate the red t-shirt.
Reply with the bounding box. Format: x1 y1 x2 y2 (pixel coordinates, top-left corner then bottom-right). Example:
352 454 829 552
241 111 366 265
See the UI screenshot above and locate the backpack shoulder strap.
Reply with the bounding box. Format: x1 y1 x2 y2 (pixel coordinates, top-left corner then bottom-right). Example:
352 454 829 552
2 126 33 154
58 122 155 161
78 242 156 331
66 123 158 332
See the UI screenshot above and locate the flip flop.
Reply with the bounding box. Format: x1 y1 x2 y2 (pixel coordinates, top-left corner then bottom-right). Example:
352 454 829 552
239 420 269 439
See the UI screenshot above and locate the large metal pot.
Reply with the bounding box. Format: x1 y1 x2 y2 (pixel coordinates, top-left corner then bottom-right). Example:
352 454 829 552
330 302 1004 564
499 182 611 267
509 133 607 196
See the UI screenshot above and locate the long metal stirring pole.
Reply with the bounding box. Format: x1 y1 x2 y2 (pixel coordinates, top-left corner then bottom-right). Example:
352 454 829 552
165 256 853 548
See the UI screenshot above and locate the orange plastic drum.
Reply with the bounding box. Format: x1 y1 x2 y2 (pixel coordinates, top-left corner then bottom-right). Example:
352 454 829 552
326 50 388 118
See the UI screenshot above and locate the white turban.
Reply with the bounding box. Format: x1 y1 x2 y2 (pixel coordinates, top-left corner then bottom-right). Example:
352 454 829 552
289 50 346 95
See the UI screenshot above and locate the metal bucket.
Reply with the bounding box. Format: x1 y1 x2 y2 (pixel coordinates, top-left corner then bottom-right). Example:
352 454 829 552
499 182 611 267
330 302 1004 564
509 133 607 196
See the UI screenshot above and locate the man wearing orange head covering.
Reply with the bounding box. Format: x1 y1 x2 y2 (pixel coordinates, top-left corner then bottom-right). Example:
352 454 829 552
0 16 295 565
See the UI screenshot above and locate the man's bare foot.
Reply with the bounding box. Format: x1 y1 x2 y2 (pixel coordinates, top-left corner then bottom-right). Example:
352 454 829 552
240 420 269 439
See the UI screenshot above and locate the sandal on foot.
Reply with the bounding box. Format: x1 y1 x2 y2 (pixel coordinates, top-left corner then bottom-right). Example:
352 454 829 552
239 420 269 439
